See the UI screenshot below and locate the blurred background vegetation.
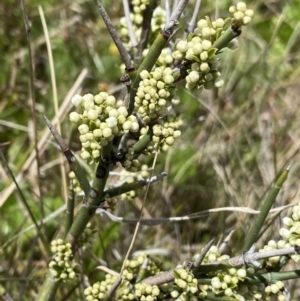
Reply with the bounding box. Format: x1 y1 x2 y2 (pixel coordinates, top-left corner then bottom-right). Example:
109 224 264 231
1 0 300 300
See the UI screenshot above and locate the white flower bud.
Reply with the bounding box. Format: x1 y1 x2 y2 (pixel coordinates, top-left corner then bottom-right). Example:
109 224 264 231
117 115 126 125
130 122 139 132
69 112 80 123
78 124 89 135
140 70 149 80
165 137 174 145
174 130 181 138
185 48 195 61
102 128 112 138
172 50 184 60
92 150 100 158
202 27 212 39
83 93 94 102
176 40 188 53
85 133 94 140
211 277 221 289
106 117 117 128
200 51 208 61
158 98 166 107
234 11 244 21
200 63 210 73
216 18 225 28
106 95 116 106
214 78 224 88
81 151 90 160
123 121 132 131
82 141 90 148
243 16 252 25
163 74 174 84
229 6 236 13
202 40 212 50
108 109 118 118
245 9 254 17
189 71 200 83
87 109 98 120
192 43 203 54
197 19 208 30
71 94 83 106
237 2 247 11
283 217 294 226
83 100 94 111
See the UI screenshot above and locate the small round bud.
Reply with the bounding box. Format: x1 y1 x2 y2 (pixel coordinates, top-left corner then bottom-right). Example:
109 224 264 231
78 124 89 135
69 112 80 123
140 70 149 80
102 128 113 138
106 95 116 106
87 109 98 120
106 117 117 128
71 94 83 106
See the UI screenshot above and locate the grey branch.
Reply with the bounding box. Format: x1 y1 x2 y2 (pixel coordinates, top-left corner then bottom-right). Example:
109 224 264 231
96 0 133 70
186 0 201 33
164 0 190 32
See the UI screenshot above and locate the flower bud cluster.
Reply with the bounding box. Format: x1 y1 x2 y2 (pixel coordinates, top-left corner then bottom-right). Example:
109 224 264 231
134 283 160 301
194 245 230 264
229 2 254 27
124 252 161 281
171 268 198 301
122 147 141 172
279 202 300 261
173 29 225 91
264 281 286 301
140 118 182 153
132 0 149 14
69 93 139 165
69 171 82 195
236 283 266 301
84 274 125 301
259 240 281 267
210 268 247 297
49 239 76 281
78 226 97 248
135 67 175 123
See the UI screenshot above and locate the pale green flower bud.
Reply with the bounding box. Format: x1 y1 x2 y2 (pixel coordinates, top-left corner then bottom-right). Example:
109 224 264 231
214 78 224 88
191 43 202 55
87 109 98 120
130 122 139 132
165 137 174 145
197 19 208 30
211 277 221 289
174 130 181 138
92 150 100 158
102 128 112 138
202 40 212 50
85 133 94 140
176 40 188 52
237 268 246 278
172 50 184 60
202 27 212 39
185 49 195 61
158 98 167 107
78 124 89 135
245 9 254 17
81 151 90 160
200 51 208 61
243 16 252 25
279 228 290 239
216 18 225 27
229 6 236 13
171 290 179 298
163 74 174 84
234 11 244 21
200 63 210 73
83 99 94 111
106 95 116 106
82 141 90 148
237 2 247 11
69 112 80 123
140 70 149 80
106 117 117 128
189 71 200 83
93 129 102 137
